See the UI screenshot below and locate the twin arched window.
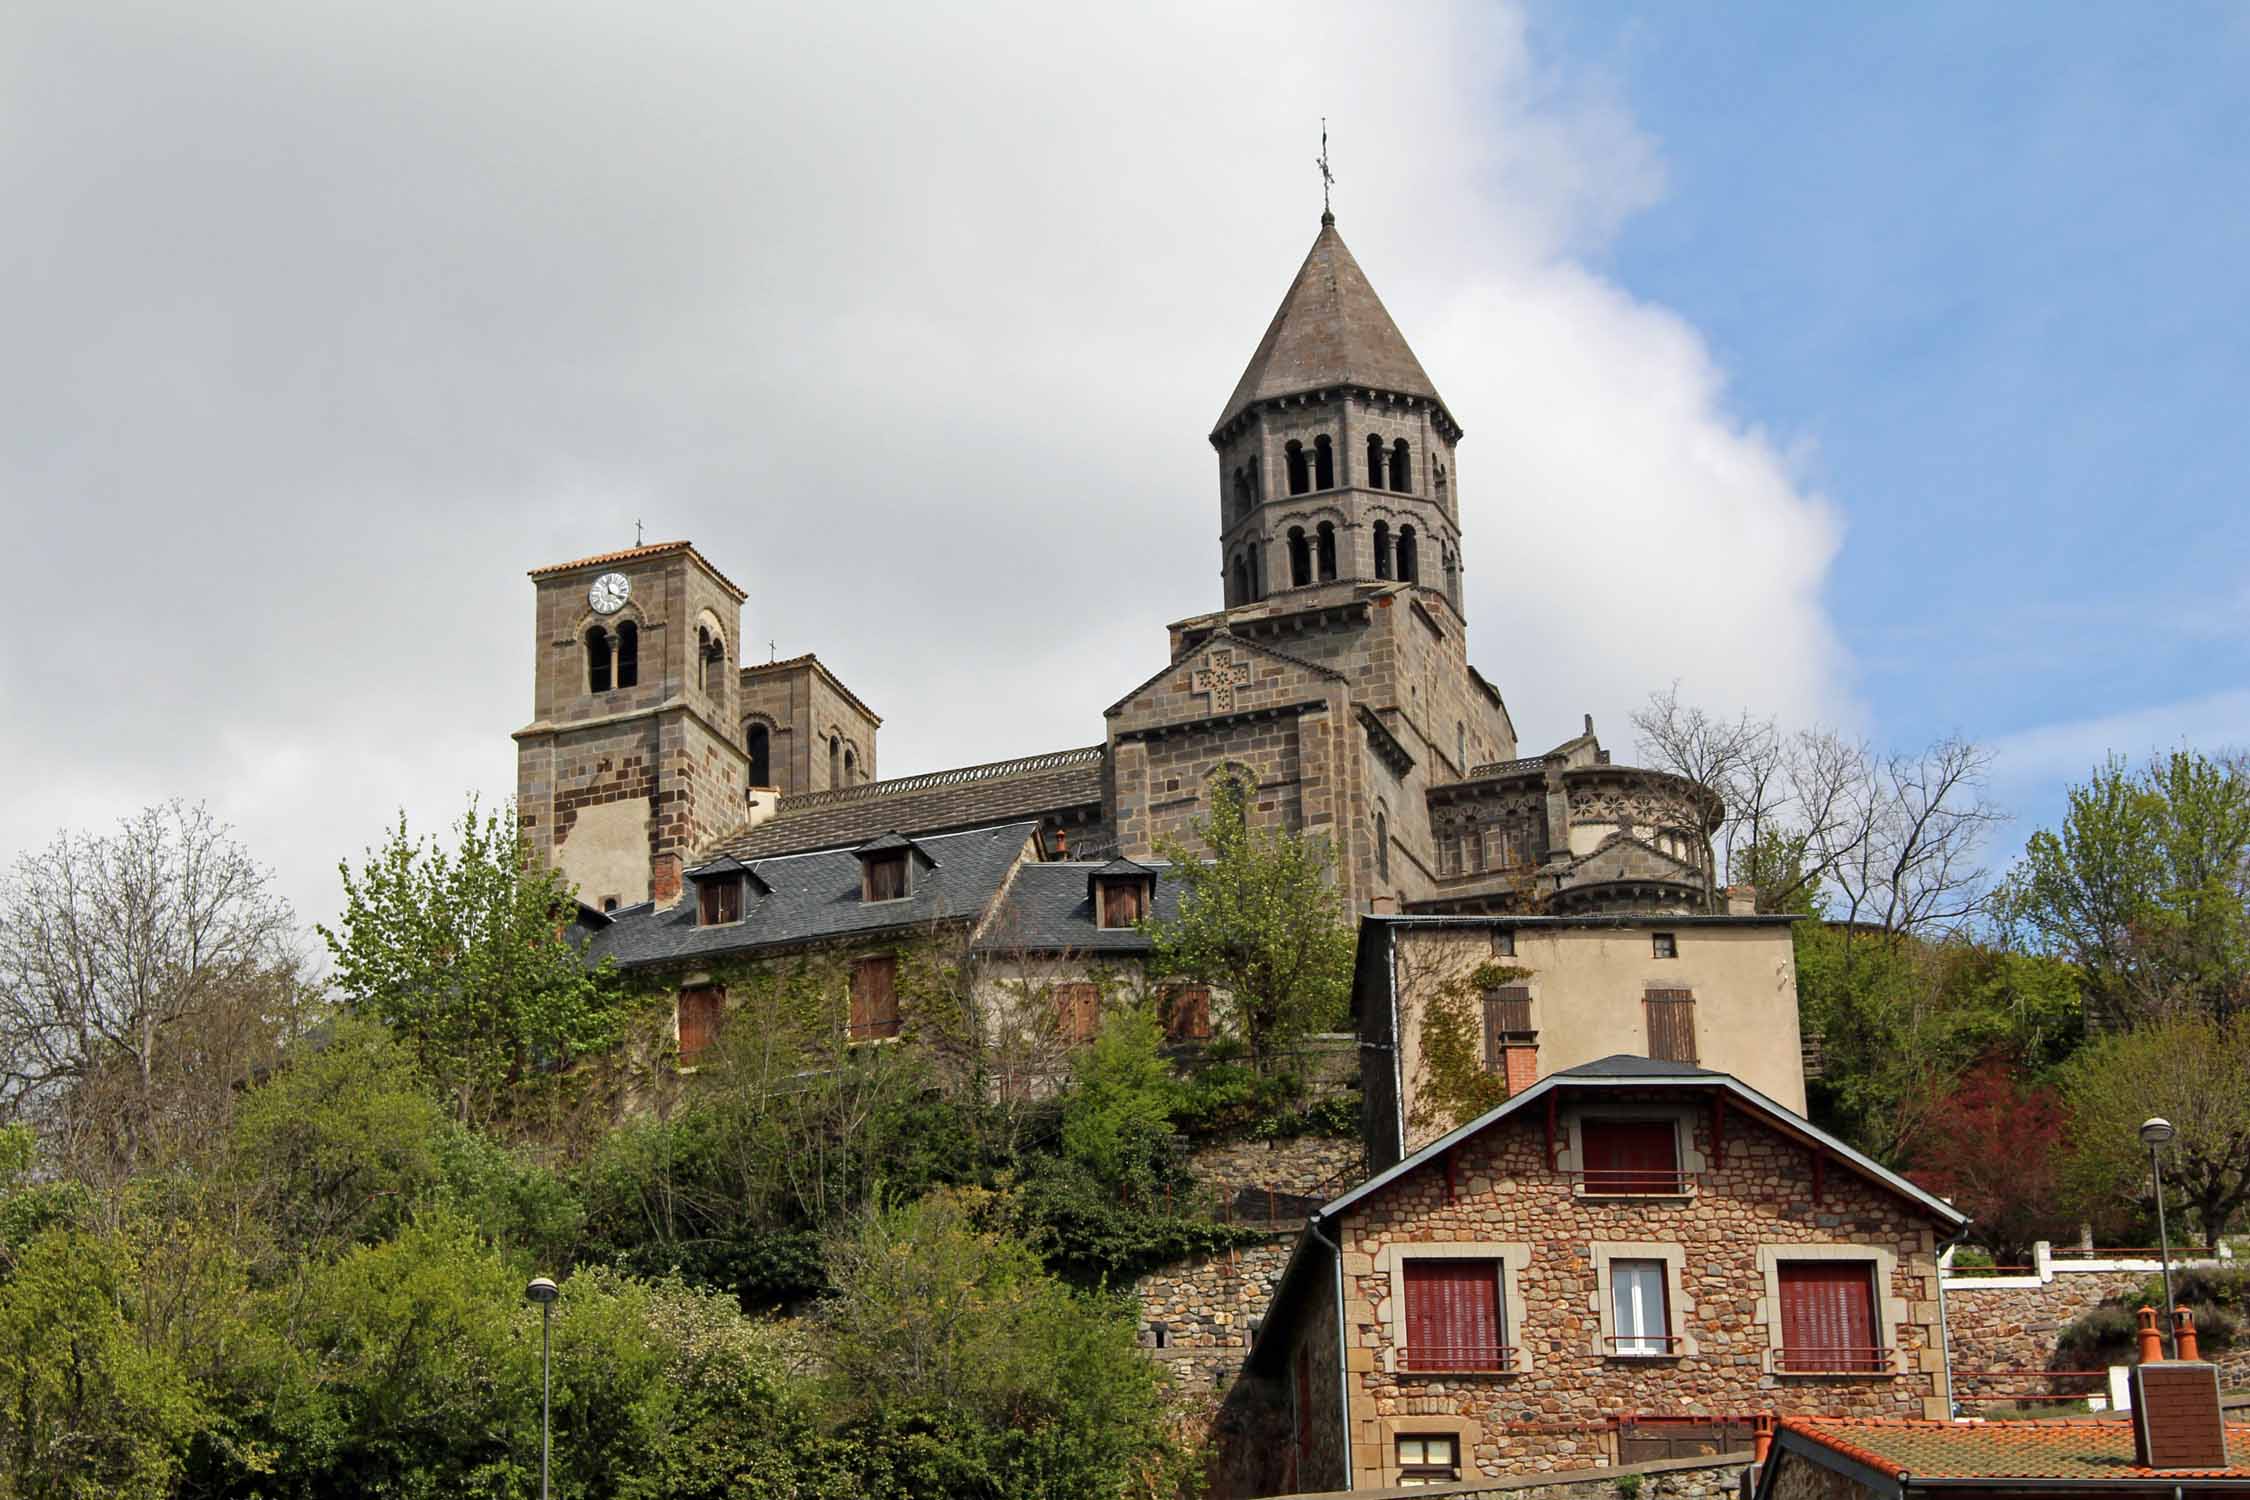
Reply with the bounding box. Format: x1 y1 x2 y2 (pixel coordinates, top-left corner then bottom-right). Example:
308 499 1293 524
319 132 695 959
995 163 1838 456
586 620 639 693
1316 521 1337 582
1283 436 1337 497
1363 434 1415 492
697 625 726 694
1287 527 1312 588
1397 526 1419 584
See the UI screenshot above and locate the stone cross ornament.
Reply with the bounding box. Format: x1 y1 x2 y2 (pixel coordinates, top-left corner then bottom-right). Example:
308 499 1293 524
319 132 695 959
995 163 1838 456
1192 649 1253 714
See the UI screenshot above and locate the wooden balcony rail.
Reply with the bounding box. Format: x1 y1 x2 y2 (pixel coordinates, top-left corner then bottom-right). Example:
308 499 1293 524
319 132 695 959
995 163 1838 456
1776 1345 1892 1374
1400 1345 1519 1373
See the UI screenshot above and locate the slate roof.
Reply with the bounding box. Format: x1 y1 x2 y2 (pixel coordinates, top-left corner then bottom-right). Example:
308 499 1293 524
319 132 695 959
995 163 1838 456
978 861 1186 954
1215 217 1449 434
1774 1415 2250 1484
704 748 1105 861
587 822 1039 970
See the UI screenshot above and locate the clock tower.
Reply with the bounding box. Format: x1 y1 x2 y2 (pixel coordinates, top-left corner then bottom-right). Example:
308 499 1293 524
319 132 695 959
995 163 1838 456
513 541 751 911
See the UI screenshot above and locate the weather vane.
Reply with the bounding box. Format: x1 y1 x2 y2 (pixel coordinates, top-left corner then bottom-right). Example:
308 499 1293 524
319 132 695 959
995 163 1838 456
1316 118 1335 219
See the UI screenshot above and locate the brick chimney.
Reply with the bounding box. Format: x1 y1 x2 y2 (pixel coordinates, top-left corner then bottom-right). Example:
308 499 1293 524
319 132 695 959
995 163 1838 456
650 851 684 909
2131 1306 2230 1470
1725 884 1758 916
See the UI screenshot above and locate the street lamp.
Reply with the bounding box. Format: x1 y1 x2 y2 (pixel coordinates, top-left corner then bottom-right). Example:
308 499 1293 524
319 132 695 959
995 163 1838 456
525 1275 559 1500
2139 1118 2177 1359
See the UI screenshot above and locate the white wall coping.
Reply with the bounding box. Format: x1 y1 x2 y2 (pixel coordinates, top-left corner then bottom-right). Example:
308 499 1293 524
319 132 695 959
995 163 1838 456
1940 1240 2234 1291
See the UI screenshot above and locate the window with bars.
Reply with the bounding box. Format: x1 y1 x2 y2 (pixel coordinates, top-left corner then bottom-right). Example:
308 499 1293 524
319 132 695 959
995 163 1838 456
1580 1119 1687 1194
1055 981 1101 1043
1644 990 1698 1063
862 851 909 903
1160 984 1211 1042
1776 1262 1887 1373
1609 1259 1674 1356
849 956 900 1040
676 985 724 1064
1401 1259 1509 1372
1651 931 1678 959
1395 1435 1460 1486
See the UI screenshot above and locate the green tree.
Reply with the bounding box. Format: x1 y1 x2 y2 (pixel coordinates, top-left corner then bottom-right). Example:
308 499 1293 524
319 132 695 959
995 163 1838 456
813 1191 1176 1498
2056 1014 2250 1247
2005 750 2250 1027
321 801 625 1125
0 1227 204 1498
1058 1006 1180 1195
1147 777 1354 1072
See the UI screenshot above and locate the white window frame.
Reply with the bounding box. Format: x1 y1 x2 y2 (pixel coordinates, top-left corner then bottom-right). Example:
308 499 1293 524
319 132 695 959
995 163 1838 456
1375 1241 1531 1375
1755 1243 1909 1377
1556 1104 1707 1202
1589 1242 1694 1359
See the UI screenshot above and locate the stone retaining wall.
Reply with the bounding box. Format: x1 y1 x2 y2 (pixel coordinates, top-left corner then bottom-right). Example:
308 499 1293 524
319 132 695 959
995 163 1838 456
1134 1235 1296 1394
1189 1133 1366 1204
1941 1245 2240 1405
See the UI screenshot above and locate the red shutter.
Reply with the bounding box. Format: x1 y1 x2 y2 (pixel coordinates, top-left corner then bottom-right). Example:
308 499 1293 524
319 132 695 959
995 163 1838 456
1402 1260 1503 1371
677 985 724 1062
1581 1120 1682 1193
1777 1263 1882 1372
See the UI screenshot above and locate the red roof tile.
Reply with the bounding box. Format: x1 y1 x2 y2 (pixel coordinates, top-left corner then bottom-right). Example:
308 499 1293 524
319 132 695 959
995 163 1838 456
1780 1415 2250 1482
528 542 746 600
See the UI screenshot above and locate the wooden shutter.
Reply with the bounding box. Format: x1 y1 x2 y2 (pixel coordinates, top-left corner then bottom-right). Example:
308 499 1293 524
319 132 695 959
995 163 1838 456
1162 985 1211 1041
677 985 724 1062
1401 1260 1504 1371
1100 880 1145 928
864 852 907 902
1481 986 1532 1071
850 956 899 1039
1644 990 1698 1063
1777 1262 1881 1372
1055 982 1101 1042
1581 1119 1681 1193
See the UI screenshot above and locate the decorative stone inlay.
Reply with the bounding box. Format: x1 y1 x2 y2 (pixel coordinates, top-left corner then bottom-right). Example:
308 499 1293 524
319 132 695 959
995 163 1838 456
1191 648 1254 713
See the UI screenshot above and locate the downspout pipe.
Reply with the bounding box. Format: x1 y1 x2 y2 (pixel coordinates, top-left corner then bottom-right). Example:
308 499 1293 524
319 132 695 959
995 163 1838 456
1308 1213 1353 1490
1934 1223 1974 1417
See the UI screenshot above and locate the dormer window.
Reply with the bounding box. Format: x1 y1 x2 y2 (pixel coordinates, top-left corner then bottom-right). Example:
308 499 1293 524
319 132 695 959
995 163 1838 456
1088 858 1158 930
854 833 923 903
685 855 762 927
698 878 741 926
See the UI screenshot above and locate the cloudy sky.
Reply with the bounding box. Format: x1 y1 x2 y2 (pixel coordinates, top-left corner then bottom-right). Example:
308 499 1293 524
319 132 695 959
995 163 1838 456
5 1 2246 932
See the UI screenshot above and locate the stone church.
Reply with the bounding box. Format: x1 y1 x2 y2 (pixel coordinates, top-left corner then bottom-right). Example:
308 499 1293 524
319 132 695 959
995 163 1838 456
514 212 1723 922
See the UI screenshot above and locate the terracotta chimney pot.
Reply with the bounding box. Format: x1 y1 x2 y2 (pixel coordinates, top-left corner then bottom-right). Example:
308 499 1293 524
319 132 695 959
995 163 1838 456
1753 1414 1775 1464
2136 1306 2165 1365
2174 1306 2201 1362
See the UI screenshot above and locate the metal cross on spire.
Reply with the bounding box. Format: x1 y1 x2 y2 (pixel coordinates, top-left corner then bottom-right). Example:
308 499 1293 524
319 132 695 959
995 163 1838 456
1316 118 1335 222
634 519 643 546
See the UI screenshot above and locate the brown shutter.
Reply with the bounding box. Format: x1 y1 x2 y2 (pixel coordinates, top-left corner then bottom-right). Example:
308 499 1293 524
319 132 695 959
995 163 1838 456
865 853 907 902
1581 1119 1681 1193
1402 1260 1502 1371
1482 986 1532 1072
1777 1263 1881 1372
677 985 724 1062
1644 990 1698 1063
1055 982 1101 1042
851 956 899 1039
1162 985 1211 1041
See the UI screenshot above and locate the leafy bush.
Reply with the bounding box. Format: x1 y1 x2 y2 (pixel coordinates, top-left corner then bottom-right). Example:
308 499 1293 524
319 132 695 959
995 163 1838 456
1010 1156 1267 1285
2055 1265 2250 1364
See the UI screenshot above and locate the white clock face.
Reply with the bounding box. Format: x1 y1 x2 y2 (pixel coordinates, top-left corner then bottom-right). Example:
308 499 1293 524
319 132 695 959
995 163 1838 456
588 572 631 614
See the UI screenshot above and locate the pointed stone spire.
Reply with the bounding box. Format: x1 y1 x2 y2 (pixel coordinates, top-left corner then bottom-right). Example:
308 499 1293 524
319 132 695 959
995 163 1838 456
1214 217 1450 436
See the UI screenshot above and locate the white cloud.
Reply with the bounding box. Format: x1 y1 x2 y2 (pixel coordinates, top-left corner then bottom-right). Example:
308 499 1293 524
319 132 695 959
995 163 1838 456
0 0 1852 928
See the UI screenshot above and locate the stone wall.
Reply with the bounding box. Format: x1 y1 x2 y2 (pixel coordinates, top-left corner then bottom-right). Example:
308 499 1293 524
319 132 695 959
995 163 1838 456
1189 1131 1366 1206
1272 1449 1751 1500
1940 1247 2244 1406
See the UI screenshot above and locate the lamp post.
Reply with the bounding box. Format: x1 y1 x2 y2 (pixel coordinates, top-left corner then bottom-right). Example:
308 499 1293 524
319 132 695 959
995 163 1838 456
2139 1118 2177 1359
525 1276 558 1500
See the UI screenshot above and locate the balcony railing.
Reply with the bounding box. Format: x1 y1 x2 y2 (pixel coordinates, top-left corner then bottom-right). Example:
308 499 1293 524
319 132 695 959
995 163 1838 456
1573 1168 1695 1195
1399 1344 1518 1373
1605 1334 1686 1356
1776 1345 1892 1374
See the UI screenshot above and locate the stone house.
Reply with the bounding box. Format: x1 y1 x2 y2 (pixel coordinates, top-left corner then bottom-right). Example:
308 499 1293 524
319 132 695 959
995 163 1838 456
1355 912 1808 1170
1238 1056 1967 1495
578 821 1215 1064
